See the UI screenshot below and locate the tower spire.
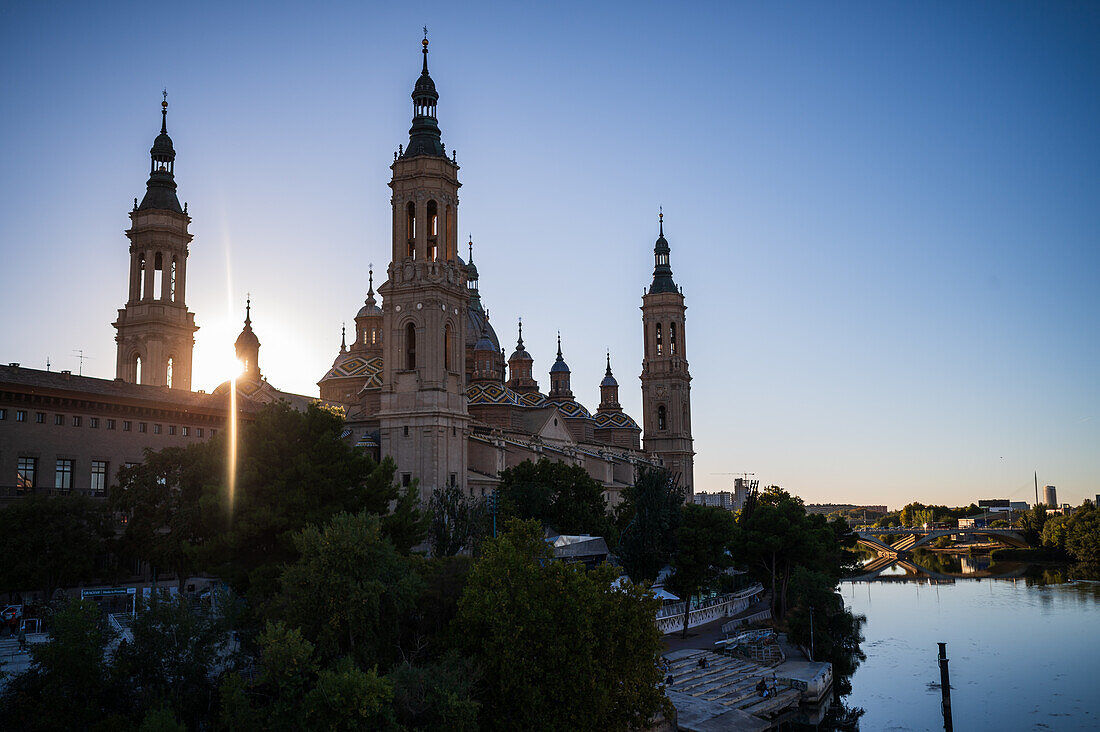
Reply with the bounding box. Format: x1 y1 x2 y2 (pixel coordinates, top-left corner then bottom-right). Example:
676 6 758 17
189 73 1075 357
138 92 182 213
341 322 347 353
606 350 613 376
649 209 677 294
403 33 445 158
161 89 168 134
517 317 524 349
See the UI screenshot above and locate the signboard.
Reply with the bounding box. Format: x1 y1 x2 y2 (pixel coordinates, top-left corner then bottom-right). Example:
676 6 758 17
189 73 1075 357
81 587 137 599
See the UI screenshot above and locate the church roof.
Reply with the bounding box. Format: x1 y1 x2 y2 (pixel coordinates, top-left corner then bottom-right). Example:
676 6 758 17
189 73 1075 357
138 96 183 214
318 352 383 389
649 211 678 294
466 382 522 406
593 411 640 431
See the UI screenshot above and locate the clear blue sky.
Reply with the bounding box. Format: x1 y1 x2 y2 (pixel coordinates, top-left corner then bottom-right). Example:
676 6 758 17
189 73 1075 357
2 1 1097 507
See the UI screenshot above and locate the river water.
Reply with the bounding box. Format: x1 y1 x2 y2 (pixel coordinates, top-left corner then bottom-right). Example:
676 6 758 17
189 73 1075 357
838 560 1100 731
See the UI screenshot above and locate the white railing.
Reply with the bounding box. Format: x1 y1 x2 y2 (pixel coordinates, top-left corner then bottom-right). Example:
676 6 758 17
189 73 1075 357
656 583 764 635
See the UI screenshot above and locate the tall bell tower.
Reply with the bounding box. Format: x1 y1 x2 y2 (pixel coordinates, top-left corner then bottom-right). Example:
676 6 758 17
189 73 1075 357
377 37 469 502
113 94 198 389
640 212 694 497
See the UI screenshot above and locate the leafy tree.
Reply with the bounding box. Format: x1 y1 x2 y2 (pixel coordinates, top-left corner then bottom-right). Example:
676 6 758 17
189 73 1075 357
0 495 114 600
428 485 488 557
667 504 737 637
731 487 848 618
388 652 480 731
1017 504 1049 546
382 481 431 555
0 600 117 731
219 621 398 731
403 556 473 662
497 458 613 538
111 441 221 590
785 566 866 695
616 467 684 582
1042 514 1070 552
112 593 227 727
269 511 422 669
1065 503 1100 562
455 519 670 731
199 402 405 600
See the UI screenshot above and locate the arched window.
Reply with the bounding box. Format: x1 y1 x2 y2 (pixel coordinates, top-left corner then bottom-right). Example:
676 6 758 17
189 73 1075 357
445 205 454 260
655 323 663 356
153 252 164 299
371 327 378 345
426 201 438 262
444 324 453 371
657 405 667 431
133 355 143 383
406 202 416 258
166 357 174 388
170 257 178 301
670 322 677 355
136 253 147 300
405 323 417 370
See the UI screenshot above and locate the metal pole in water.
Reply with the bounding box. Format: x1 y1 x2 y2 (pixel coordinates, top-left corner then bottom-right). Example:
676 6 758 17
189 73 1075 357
938 642 953 731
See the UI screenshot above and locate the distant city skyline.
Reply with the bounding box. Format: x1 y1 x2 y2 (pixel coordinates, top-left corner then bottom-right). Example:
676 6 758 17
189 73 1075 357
2 2 1097 505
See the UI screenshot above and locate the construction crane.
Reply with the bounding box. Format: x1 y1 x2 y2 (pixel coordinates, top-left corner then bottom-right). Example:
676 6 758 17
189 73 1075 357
711 472 755 481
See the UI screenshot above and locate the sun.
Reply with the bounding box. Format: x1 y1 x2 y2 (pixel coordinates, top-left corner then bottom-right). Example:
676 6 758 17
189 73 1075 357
191 316 245 391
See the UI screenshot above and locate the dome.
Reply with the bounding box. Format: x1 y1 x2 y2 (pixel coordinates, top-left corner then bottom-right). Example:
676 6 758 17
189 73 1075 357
600 373 618 387
550 359 570 374
465 306 499 351
414 71 438 97
235 326 259 350
474 331 496 352
510 345 532 362
466 259 479 280
151 132 175 157
356 302 382 318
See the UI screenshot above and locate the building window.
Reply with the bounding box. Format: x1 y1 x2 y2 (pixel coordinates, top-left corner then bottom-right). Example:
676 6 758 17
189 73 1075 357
36 412 44 423
197 427 204 438
406 201 416 257
405 323 417 370
444 324 453 371
426 200 438 261
182 426 189 436
401 473 412 487
0 408 5 420
55 414 64 425
17 457 37 491
153 424 161 434
72 416 82 427
670 322 677 355
123 421 132 431
139 422 147 433
169 425 176 435
211 428 217 437
16 410 26 422
655 323 663 356
107 419 116 430
55 459 73 492
403 426 410 437
90 461 108 497
449 473 457 487
657 405 667 431
90 417 99 428
166 358 174 389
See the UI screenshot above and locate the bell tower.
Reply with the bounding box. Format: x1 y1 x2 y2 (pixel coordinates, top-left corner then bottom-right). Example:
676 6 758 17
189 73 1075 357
640 212 694 497
113 93 198 389
377 36 469 501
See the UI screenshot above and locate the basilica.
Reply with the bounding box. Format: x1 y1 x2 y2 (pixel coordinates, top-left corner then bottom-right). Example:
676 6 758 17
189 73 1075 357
0 40 694 509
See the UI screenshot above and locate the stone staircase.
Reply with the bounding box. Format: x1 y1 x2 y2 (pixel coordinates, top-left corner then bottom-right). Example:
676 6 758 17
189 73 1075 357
665 651 802 720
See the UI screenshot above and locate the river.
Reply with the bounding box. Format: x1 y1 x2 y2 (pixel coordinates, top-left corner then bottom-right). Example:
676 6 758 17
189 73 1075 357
832 559 1100 731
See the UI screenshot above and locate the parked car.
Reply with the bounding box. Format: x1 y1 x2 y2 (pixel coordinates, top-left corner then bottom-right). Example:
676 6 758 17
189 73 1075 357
2 605 23 622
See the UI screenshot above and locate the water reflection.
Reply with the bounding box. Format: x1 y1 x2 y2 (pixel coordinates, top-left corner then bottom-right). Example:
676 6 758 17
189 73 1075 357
797 563 1100 731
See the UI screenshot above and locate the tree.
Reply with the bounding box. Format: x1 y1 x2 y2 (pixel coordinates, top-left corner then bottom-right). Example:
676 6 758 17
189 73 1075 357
784 566 866 695
616 467 684 582
219 621 399 731
666 504 737 637
199 402 405 600
0 495 114 600
111 441 221 590
112 593 228 727
1017 504 1049 546
382 481 431 555
428 485 488 557
269 511 422 669
455 519 670 731
388 652 480 731
497 458 613 538
1042 514 1070 552
0 600 118 731
731 487 846 618
1065 503 1100 563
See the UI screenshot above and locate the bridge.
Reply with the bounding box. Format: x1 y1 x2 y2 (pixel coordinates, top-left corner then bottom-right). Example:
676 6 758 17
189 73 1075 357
855 527 1028 558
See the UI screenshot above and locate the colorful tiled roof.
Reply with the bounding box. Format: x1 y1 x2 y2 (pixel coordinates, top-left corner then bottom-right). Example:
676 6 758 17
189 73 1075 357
549 399 592 419
466 382 523 406
593 412 641 431
319 354 383 388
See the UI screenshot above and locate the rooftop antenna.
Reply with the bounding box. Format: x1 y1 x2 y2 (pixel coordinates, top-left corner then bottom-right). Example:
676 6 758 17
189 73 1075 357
46 356 50 372
1034 471 1039 507
72 349 92 376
